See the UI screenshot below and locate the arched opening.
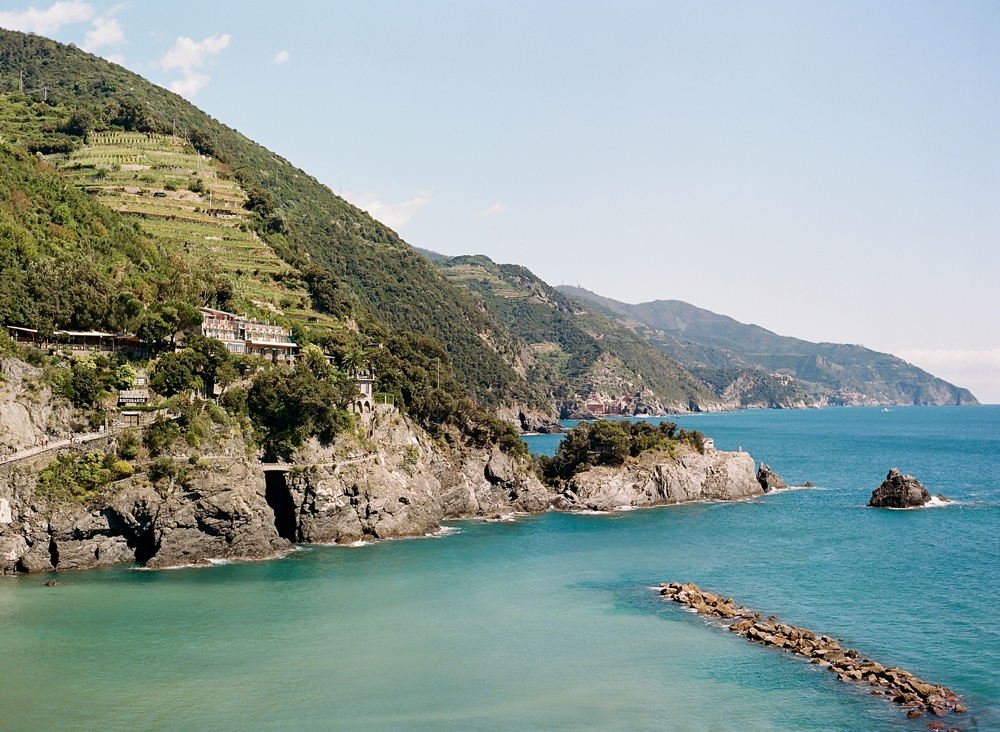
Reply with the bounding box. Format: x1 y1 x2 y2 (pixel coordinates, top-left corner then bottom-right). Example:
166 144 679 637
264 471 297 542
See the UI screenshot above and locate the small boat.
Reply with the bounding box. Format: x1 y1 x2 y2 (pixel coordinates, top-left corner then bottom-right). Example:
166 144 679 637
882 408 890 412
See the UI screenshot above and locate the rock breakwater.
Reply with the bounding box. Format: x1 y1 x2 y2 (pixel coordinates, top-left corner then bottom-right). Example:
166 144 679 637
659 582 966 720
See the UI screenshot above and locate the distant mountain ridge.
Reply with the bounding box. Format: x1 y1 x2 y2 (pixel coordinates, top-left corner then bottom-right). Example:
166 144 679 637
432 254 723 416
558 286 978 407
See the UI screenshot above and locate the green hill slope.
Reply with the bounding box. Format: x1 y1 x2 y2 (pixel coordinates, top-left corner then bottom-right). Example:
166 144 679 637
434 255 722 415
0 29 549 418
559 286 978 407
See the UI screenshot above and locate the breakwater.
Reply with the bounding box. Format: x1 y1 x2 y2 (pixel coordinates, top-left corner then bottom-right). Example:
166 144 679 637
659 582 966 721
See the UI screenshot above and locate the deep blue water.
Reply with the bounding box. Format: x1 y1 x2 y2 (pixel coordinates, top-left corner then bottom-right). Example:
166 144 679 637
0 406 997 731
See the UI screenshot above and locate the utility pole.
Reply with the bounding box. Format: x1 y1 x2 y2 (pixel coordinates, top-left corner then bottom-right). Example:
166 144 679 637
434 357 440 389
18 69 23 93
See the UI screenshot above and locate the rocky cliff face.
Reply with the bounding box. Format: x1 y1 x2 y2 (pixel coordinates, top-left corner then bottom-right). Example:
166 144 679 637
0 394 550 572
0 359 85 452
1 450 293 574
553 447 760 512
280 406 550 544
0 358 766 574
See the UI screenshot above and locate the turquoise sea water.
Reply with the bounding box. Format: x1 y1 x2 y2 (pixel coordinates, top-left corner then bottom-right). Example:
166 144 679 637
1 406 997 731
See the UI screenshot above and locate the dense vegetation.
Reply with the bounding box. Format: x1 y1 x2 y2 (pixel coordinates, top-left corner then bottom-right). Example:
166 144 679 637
0 143 232 335
538 420 705 485
0 30 547 414
435 255 718 413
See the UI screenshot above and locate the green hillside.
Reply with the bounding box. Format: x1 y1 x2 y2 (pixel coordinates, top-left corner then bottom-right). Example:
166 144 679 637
434 255 721 415
559 287 979 407
0 29 549 418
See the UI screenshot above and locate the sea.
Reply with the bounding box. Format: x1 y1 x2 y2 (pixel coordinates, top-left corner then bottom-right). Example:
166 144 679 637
0 406 997 731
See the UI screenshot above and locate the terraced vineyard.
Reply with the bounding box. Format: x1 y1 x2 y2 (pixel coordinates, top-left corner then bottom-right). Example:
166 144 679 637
52 133 339 327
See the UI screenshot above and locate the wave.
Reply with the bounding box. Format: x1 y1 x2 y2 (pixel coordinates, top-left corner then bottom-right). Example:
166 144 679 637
765 484 824 495
879 496 957 510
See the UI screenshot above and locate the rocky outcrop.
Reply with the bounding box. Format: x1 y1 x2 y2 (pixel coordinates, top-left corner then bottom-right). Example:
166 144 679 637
756 463 786 492
661 582 966 719
0 356 772 573
869 468 931 508
281 406 550 544
1 453 292 574
553 447 760 512
0 358 84 452
495 404 563 434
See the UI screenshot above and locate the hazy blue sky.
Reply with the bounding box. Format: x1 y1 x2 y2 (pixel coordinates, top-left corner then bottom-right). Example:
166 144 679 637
2 1 998 400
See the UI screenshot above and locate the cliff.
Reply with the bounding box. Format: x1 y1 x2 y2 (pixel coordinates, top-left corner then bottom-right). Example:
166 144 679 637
0 359 764 574
553 447 760 512
0 395 550 572
277 405 550 545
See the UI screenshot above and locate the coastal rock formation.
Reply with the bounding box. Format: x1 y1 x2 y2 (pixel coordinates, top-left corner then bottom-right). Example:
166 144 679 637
0 359 83 452
1 454 292 574
553 448 759 512
869 468 931 508
281 408 549 544
756 463 786 492
0 356 764 572
660 582 966 719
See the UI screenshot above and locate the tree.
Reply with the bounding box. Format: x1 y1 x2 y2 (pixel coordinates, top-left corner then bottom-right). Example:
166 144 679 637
300 343 331 380
109 293 144 332
165 301 202 346
185 333 230 396
70 362 102 408
247 368 350 456
63 107 94 137
150 352 195 397
136 310 176 352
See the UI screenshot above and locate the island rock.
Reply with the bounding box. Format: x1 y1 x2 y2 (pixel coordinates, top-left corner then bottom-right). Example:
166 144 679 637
869 468 931 508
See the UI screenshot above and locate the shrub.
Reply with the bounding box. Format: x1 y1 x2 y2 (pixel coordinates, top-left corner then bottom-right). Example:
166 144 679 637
70 362 103 408
110 460 134 480
149 457 179 482
537 420 705 485
220 386 247 416
117 429 140 460
143 414 181 456
36 451 119 501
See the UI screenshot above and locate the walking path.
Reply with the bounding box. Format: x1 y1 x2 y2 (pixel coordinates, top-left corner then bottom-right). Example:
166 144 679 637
0 430 109 466
257 453 381 472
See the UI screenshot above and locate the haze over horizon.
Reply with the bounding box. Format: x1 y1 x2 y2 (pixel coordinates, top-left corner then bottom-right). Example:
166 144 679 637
2 0 998 401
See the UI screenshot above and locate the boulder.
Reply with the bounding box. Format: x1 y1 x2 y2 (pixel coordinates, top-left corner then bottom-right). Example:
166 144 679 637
756 463 786 491
869 468 931 508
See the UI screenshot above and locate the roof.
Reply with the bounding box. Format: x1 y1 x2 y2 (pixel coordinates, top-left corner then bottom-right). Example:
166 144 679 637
198 307 239 318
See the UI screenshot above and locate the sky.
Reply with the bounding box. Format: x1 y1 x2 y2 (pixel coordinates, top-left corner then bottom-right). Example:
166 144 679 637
1 1 998 401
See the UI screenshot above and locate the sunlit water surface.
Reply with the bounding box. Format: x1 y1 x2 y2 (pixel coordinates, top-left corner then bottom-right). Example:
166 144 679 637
1 406 997 731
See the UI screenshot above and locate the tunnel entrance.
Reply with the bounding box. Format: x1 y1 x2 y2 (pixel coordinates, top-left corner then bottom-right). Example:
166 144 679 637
264 471 298 542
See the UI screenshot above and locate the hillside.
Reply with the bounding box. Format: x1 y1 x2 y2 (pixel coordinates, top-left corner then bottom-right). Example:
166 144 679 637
433 255 722 415
560 287 979 407
0 29 554 426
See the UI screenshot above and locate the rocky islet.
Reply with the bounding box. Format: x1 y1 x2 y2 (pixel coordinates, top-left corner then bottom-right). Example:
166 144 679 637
869 468 948 508
659 582 966 720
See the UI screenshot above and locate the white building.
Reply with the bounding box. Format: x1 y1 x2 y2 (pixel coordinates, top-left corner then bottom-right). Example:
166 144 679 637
198 307 296 362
